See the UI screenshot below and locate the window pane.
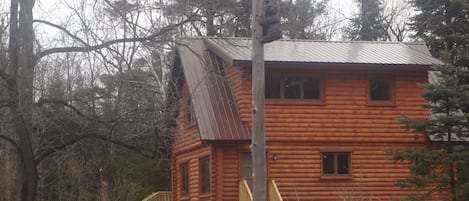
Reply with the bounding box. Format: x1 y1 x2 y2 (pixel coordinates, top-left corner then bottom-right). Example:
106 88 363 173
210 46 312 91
370 79 392 101
284 78 301 99
266 77 281 99
181 163 189 194
337 154 350 175
322 153 334 174
304 78 321 99
186 99 192 125
200 157 210 193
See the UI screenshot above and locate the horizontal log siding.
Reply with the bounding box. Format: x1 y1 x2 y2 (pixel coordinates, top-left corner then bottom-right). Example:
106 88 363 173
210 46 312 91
232 69 429 143
225 64 245 116
173 83 213 201
172 145 212 201
215 142 444 201
267 142 422 201
213 68 440 200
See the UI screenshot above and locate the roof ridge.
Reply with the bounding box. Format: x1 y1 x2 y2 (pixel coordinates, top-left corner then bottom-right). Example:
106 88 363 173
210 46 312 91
189 36 409 44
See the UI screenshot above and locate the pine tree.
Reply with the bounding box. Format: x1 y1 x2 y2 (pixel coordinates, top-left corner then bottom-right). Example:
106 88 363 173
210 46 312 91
389 65 469 201
279 0 328 40
410 0 469 66
346 0 386 41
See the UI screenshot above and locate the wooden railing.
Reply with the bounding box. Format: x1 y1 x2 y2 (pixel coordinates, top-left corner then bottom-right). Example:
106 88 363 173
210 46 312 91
239 179 283 201
239 179 253 201
142 191 171 201
269 180 283 201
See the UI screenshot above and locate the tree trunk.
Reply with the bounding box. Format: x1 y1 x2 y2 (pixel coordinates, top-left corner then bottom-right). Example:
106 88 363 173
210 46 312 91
8 0 39 200
100 166 111 201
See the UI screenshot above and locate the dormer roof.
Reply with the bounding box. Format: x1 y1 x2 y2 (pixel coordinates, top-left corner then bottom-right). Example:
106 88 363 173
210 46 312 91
204 37 443 66
173 37 442 141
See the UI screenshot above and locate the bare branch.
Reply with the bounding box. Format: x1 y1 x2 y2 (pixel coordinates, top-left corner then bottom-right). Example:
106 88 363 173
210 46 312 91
34 98 102 122
0 103 8 109
34 135 85 165
0 68 7 80
33 19 89 46
35 98 138 124
82 134 156 159
0 135 18 150
36 16 195 60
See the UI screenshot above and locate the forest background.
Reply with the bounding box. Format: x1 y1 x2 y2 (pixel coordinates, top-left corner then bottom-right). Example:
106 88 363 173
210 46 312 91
0 0 468 201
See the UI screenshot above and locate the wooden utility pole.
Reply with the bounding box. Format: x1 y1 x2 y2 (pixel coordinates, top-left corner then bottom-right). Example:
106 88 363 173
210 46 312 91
251 0 267 200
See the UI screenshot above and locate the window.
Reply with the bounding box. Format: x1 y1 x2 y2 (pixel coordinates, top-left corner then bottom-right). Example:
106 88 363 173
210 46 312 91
180 162 189 195
199 156 210 193
185 98 195 127
266 76 322 100
368 78 393 102
322 152 350 176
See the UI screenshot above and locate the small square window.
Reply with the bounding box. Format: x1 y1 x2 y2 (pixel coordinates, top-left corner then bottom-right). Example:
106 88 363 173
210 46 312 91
369 79 393 102
322 152 351 176
199 156 210 193
180 162 189 195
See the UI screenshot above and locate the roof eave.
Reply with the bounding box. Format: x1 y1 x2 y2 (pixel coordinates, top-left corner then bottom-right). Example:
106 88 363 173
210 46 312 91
233 60 436 70
204 38 236 65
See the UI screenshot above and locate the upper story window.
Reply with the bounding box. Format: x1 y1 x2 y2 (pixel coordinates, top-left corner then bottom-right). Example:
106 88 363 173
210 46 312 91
199 156 210 193
322 152 351 176
266 76 322 100
368 78 394 104
185 98 195 126
180 162 189 195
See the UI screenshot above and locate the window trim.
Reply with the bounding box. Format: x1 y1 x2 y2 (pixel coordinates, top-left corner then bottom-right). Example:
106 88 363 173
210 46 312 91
180 162 189 196
320 150 352 179
366 76 395 106
185 98 196 126
265 73 325 104
199 156 211 194
183 86 196 128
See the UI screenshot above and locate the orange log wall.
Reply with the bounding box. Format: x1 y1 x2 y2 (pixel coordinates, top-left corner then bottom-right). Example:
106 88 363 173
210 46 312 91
228 66 429 144
218 65 436 200
213 142 443 201
173 65 441 200
172 84 213 201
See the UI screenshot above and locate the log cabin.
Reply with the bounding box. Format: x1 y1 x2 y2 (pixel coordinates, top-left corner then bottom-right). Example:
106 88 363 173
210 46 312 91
168 37 443 201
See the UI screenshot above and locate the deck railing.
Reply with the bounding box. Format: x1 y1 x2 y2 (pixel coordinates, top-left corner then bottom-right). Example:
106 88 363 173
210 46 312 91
269 180 283 201
239 179 283 201
142 191 171 201
239 179 253 201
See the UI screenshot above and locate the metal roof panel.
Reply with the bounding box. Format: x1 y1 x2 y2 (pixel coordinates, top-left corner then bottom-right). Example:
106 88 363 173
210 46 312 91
176 38 251 141
204 37 443 66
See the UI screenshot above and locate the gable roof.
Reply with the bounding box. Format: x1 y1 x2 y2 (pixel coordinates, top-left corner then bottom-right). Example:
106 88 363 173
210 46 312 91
175 38 251 141
174 37 443 141
204 37 443 66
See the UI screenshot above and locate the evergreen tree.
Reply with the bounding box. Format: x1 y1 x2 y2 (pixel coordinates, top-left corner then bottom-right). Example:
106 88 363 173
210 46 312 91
346 0 386 41
389 65 469 201
410 0 469 66
279 0 328 40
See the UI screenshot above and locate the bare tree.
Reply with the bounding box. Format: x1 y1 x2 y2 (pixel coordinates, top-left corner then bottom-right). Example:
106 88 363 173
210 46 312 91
0 0 193 200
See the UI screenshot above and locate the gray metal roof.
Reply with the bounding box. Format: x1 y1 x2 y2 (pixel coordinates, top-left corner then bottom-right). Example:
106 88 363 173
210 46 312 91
204 37 443 66
174 37 445 142
176 38 251 141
